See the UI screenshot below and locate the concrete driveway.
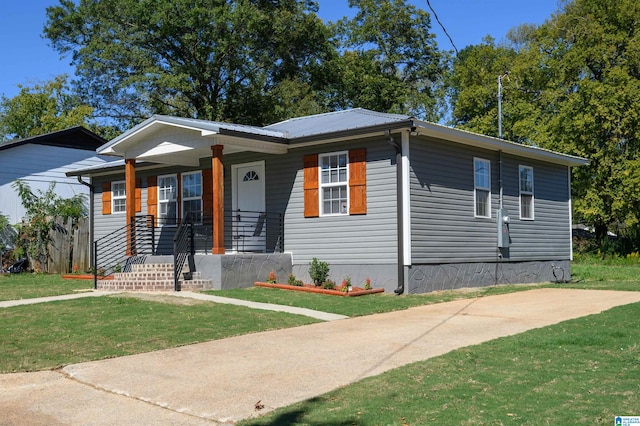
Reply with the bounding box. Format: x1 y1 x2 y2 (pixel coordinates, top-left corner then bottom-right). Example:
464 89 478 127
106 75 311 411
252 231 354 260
1 288 640 425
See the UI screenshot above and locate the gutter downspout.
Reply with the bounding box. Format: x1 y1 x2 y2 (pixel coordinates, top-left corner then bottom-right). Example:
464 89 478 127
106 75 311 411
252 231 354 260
76 176 95 282
386 130 403 294
388 128 412 295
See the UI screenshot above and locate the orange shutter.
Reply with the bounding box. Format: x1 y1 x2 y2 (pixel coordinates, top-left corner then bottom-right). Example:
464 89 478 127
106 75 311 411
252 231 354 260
349 148 367 215
303 154 319 217
135 178 142 213
202 169 213 217
102 181 112 215
147 176 157 226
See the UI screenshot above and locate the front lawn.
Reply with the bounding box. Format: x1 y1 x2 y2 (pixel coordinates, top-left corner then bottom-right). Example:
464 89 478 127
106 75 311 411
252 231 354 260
0 273 91 301
0 295 317 373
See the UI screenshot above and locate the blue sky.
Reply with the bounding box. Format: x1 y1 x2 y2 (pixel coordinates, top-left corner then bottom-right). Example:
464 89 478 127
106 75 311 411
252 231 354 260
0 0 562 99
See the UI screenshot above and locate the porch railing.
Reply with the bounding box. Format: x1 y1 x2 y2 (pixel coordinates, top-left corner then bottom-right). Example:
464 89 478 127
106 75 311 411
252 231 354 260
160 210 284 254
93 215 155 289
173 212 195 291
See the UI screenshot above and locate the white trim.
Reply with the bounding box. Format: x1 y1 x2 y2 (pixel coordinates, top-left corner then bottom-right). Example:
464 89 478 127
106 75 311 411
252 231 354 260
568 167 573 261
318 151 349 216
473 157 491 218
401 132 411 267
518 165 535 220
111 180 126 214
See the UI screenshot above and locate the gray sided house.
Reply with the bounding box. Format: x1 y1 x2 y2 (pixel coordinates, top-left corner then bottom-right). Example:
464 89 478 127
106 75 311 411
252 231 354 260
0 127 109 225
68 109 587 293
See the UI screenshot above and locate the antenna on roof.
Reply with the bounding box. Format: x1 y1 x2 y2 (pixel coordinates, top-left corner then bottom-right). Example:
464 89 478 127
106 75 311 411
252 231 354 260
498 72 510 139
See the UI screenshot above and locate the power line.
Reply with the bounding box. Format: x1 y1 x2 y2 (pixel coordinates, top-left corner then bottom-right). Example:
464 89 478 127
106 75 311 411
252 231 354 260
425 0 459 54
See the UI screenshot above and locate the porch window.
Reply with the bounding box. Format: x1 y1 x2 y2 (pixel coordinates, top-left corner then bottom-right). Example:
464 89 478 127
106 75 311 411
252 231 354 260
519 165 534 220
474 158 491 218
182 171 202 222
111 181 126 214
158 174 178 225
320 152 348 215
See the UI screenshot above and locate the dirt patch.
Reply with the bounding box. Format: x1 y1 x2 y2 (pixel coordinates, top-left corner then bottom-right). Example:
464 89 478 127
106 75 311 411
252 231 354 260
111 293 210 306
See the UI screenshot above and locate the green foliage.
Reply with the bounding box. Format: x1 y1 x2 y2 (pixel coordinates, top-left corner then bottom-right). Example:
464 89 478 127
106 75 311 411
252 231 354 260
327 0 445 120
44 0 334 129
308 257 330 286
0 214 16 251
0 75 93 141
322 279 336 290
12 180 87 272
448 0 640 253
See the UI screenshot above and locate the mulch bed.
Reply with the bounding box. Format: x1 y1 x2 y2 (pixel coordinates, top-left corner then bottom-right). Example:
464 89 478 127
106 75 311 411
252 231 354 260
255 281 384 297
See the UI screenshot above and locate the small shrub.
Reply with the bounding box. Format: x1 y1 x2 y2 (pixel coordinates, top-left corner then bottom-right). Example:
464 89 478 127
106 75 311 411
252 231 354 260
322 279 336 290
267 270 277 284
287 273 297 285
293 279 304 286
341 276 351 292
364 277 371 290
309 257 330 286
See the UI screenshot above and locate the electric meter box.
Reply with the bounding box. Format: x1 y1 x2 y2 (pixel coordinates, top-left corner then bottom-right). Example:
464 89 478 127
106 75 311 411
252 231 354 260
497 208 510 248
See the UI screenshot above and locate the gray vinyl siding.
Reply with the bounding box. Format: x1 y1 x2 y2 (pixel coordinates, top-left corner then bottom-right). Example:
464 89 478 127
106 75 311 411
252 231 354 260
284 137 398 265
410 137 571 264
501 156 571 261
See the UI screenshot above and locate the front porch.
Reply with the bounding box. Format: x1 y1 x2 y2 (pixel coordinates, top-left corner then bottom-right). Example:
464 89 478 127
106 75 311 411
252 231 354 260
93 211 287 291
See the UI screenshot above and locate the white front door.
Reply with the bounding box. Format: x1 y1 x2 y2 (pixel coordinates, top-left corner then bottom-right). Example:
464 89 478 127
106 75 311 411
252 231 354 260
232 161 266 252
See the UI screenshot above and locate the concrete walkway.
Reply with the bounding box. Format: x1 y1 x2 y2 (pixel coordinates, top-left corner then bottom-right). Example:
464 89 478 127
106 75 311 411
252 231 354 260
0 290 348 321
1 288 640 425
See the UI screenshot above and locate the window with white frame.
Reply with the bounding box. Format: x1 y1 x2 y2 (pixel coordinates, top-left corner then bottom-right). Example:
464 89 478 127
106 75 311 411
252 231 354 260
474 158 491 218
158 174 178 225
182 171 202 222
320 151 348 215
519 165 534 220
111 181 126 214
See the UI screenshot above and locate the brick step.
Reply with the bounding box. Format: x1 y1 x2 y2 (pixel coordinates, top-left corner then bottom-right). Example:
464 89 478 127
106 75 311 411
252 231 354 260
97 262 213 291
112 271 204 281
97 278 213 291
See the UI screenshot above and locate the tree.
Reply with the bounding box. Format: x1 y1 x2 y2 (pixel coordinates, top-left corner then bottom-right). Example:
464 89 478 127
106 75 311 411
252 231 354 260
327 0 445 120
0 75 93 141
12 180 87 272
44 0 334 129
447 0 640 249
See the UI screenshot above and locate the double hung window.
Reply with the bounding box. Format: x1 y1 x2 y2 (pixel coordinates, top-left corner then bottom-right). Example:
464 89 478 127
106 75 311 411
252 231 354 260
474 158 491 218
182 171 202 222
111 181 126 214
158 174 178 225
519 165 534 220
320 152 348 215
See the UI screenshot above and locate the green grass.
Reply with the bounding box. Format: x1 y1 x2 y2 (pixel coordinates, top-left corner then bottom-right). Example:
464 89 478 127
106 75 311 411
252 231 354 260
0 295 317 373
0 273 92 301
241 301 640 425
211 284 540 317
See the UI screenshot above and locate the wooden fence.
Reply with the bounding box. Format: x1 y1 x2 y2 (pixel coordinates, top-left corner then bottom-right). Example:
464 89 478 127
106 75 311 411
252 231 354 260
46 217 90 274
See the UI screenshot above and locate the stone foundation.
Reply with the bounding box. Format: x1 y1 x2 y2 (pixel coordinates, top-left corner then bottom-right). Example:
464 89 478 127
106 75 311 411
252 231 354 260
407 260 571 294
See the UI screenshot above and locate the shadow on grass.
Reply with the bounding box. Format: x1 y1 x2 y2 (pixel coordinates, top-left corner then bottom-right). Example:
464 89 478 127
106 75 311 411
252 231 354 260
246 397 358 425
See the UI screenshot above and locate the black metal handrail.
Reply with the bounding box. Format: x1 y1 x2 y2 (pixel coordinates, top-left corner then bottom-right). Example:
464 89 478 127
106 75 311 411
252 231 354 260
93 215 155 289
161 210 284 254
173 212 195 291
